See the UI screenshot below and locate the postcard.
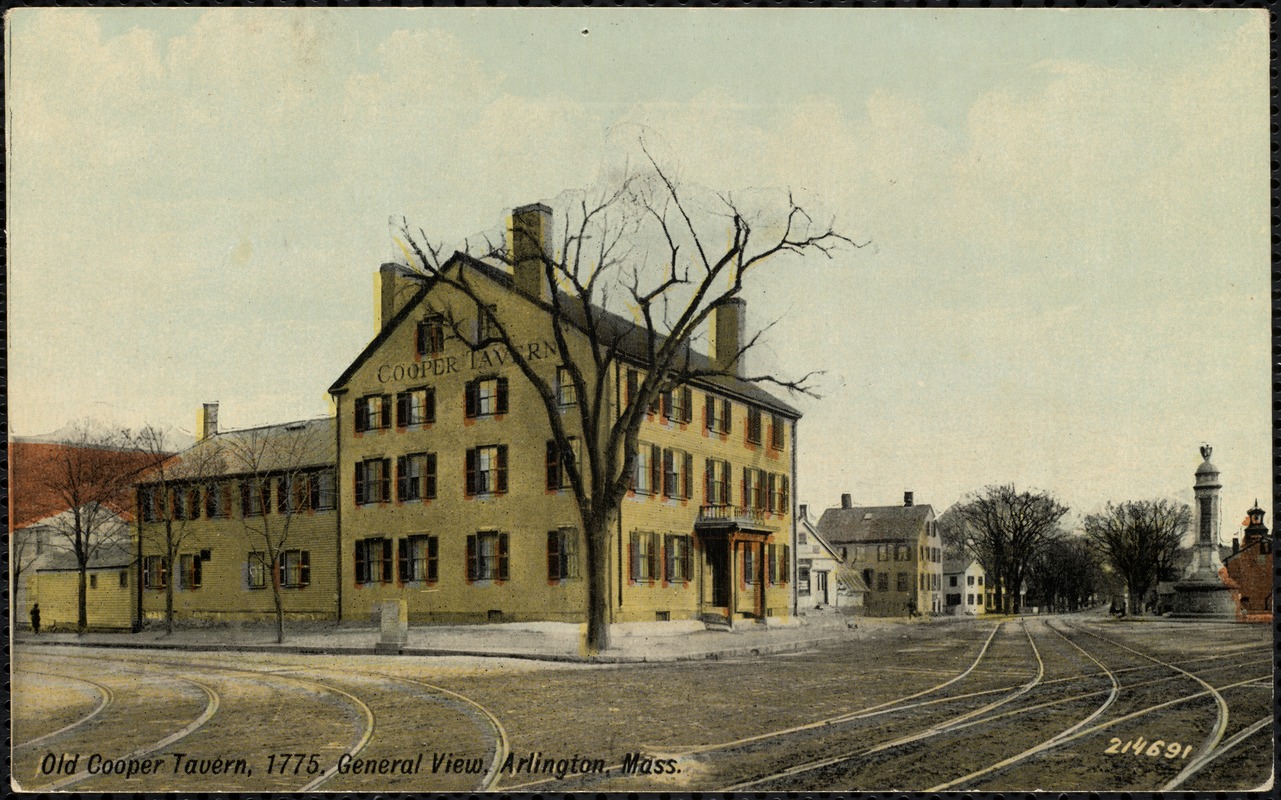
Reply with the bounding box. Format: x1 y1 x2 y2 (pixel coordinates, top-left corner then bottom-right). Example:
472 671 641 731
8 7 1271 793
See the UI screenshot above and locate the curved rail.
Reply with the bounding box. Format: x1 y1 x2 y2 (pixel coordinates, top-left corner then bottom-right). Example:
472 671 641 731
23 651 375 793
1061 622 1231 790
504 623 1008 791
722 621 1046 791
367 671 510 791
1165 713 1272 789
36 675 220 792
296 676 377 792
926 618 1122 790
13 669 115 750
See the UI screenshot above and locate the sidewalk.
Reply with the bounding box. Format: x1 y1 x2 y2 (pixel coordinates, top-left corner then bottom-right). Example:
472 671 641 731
13 613 865 663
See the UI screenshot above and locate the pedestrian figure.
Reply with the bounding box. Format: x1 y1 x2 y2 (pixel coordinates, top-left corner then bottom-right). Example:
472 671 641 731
906 599 918 619
30 603 41 635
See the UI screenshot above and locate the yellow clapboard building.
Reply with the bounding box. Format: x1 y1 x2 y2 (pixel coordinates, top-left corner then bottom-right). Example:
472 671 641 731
329 204 798 627
134 204 799 630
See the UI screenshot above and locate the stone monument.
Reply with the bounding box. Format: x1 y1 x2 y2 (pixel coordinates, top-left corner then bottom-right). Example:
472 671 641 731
1171 444 1238 618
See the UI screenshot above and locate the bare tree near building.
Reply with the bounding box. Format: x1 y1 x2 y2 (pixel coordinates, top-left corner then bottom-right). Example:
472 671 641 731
221 422 327 644
12 526 45 628
395 149 860 654
135 425 220 634
1083 499 1189 616
1025 535 1101 613
953 484 1069 614
36 424 149 633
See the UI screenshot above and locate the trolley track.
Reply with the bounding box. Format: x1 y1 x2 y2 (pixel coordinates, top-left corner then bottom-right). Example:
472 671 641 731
13 647 507 792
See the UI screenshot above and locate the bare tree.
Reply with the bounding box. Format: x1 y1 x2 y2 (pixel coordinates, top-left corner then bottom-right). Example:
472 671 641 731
1083 499 1189 615
1025 534 1102 614
12 525 46 627
396 151 860 653
220 421 329 644
135 425 220 634
954 484 1069 615
36 424 152 632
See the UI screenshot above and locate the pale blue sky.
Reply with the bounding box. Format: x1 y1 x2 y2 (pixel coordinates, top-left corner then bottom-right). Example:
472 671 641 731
6 8 1269 532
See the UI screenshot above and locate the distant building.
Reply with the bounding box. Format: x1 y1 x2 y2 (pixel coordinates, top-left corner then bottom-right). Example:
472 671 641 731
943 557 986 616
795 504 865 614
817 492 942 617
32 541 137 631
10 439 154 628
1224 502 1272 622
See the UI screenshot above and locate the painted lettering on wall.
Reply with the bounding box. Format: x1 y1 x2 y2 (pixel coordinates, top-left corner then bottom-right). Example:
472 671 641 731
376 340 559 384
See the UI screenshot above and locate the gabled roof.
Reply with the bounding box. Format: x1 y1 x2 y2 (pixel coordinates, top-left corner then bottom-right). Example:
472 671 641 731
138 417 335 486
329 253 801 417
943 557 980 575
817 503 935 545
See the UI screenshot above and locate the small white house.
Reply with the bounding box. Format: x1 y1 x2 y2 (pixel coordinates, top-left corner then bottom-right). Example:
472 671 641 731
796 505 866 614
943 557 987 616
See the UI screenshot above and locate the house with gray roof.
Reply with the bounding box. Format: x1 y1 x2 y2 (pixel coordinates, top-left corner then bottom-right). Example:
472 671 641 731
816 491 943 616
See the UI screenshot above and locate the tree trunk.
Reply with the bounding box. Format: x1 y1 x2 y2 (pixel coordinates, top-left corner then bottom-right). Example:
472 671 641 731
273 568 285 644
77 566 88 633
583 509 613 656
165 522 176 634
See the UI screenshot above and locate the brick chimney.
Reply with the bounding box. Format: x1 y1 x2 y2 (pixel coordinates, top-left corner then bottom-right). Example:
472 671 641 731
710 297 746 375
841 493 852 509
510 203 552 302
198 402 219 441
904 491 914 507
375 263 420 333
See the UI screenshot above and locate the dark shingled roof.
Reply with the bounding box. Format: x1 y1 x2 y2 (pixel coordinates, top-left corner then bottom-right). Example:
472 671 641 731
817 504 935 545
38 541 134 572
139 417 335 487
329 253 801 418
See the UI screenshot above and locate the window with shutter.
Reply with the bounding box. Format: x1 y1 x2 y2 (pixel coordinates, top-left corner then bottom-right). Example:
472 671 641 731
546 440 560 491
465 534 478 582
417 316 445 356
547 530 560 581
663 449 675 497
247 552 268 589
650 444 661 495
381 538 394 582
770 414 785 450
747 408 762 444
682 452 693 500
496 445 508 493
465 448 477 496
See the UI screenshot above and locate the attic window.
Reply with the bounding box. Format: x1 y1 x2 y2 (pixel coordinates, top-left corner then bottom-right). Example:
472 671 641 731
862 513 873 521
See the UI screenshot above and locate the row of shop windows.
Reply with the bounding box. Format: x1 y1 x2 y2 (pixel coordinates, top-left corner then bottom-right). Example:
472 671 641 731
863 570 942 592
141 551 311 591
141 471 336 522
356 371 787 452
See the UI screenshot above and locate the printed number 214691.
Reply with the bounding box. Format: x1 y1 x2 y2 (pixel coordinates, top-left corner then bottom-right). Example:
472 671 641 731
1104 737 1193 759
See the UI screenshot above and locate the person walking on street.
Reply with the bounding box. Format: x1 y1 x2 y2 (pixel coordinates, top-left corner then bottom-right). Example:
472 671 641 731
30 603 41 635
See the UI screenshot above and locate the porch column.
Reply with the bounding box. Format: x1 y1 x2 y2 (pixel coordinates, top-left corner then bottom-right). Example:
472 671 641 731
729 535 738 625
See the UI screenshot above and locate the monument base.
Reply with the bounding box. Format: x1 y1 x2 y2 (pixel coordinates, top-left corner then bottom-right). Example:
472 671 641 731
1170 578 1237 619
